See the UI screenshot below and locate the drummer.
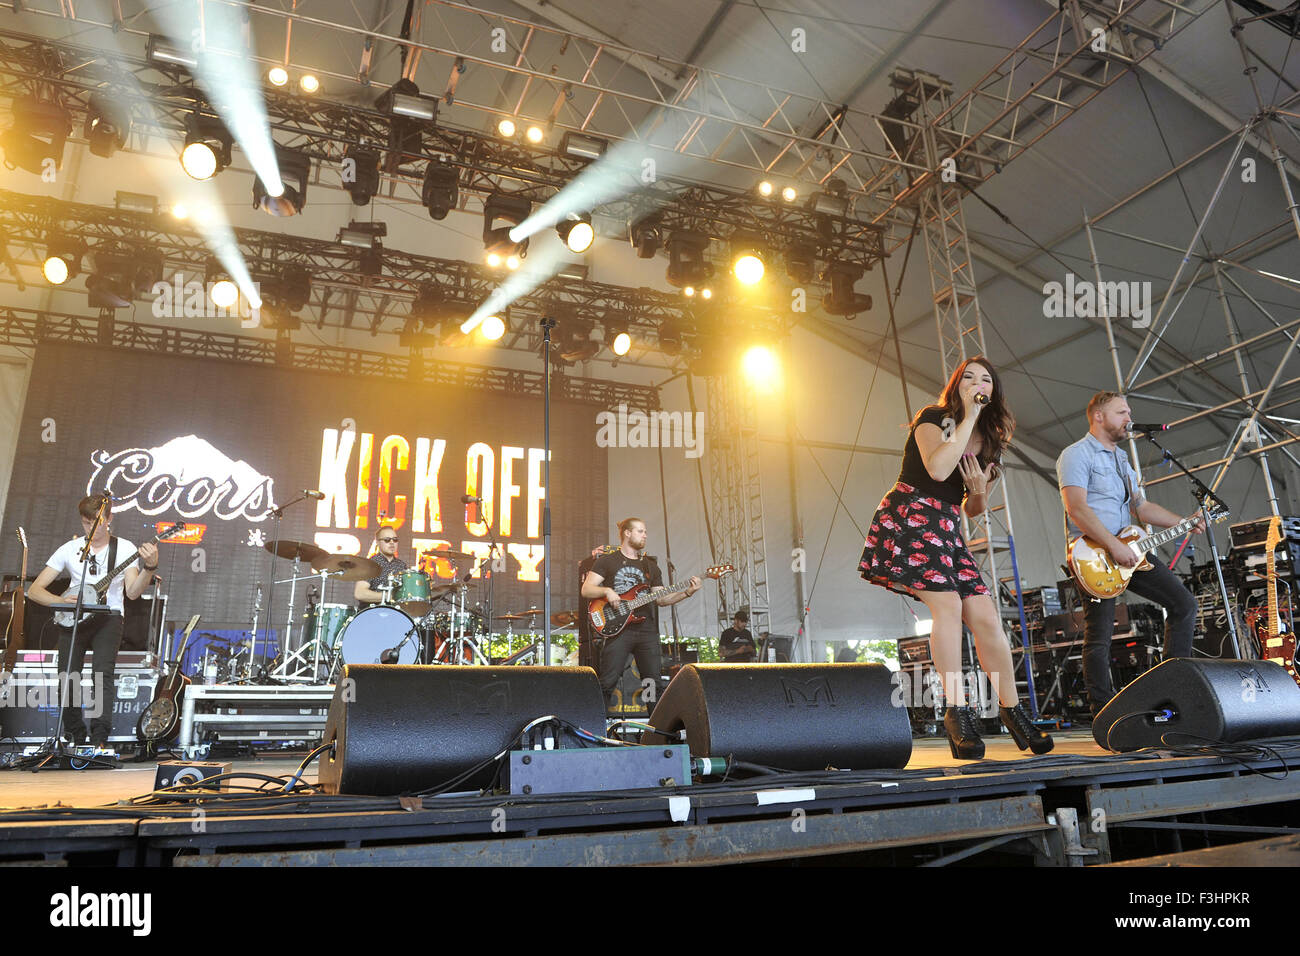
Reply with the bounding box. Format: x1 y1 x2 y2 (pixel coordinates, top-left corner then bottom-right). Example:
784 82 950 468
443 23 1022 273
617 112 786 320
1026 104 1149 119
354 525 407 608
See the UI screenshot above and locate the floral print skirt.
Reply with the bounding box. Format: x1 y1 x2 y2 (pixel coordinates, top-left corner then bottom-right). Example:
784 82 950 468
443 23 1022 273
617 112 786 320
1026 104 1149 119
858 481 989 600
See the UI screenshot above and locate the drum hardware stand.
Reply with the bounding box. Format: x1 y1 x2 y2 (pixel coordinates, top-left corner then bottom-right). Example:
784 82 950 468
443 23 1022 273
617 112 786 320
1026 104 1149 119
275 568 338 682
1133 429 1241 658
243 583 264 681
256 492 317 681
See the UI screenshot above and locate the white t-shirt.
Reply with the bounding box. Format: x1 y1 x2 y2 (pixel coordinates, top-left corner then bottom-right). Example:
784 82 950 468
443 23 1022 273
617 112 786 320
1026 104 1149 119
45 536 138 615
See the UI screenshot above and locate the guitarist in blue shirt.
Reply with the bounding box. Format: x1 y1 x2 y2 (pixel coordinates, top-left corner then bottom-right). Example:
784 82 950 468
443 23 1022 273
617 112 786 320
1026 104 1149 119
582 517 700 710
27 494 159 748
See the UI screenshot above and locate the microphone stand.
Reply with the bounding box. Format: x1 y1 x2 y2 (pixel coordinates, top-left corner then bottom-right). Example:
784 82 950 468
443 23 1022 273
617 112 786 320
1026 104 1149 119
1133 429 1240 658
541 316 555 666
258 492 315 682
36 496 110 770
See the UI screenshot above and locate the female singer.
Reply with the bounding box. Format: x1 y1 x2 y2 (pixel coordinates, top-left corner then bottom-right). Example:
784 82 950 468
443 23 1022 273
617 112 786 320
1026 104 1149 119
859 356 1052 759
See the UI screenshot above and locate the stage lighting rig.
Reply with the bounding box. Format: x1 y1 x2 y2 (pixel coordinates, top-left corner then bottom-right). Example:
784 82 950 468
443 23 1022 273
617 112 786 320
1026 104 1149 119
559 131 607 161
342 147 381 206
84 94 130 158
275 264 312 312
375 79 436 173
785 243 816 284
822 260 872 318
604 314 632 359
338 221 387 249
42 237 84 286
181 114 232 181
87 248 158 309
481 313 507 340
730 234 767 286
1 96 71 175
422 159 459 220
629 214 663 258
659 319 684 355
483 193 532 261
557 212 595 253
253 147 311 216
665 231 712 290
145 35 198 70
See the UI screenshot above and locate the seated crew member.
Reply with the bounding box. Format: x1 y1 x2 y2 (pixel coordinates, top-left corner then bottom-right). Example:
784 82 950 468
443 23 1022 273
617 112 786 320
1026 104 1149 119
581 517 701 709
1058 391 1202 719
354 525 407 608
27 494 159 748
719 610 757 662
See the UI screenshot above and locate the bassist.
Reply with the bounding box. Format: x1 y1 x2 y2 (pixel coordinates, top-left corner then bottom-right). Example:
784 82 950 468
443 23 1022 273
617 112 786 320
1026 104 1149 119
581 517 700 710
26 494 159 748
1058 392 1201 719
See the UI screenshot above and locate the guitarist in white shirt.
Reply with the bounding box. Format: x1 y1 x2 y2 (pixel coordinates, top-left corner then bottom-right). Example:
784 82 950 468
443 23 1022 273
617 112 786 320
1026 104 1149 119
26 494 159 748
1057 392 1203 720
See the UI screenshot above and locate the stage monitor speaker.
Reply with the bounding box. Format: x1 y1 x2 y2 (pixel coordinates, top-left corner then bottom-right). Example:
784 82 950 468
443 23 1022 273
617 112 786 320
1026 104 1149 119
1093 658 1300 752
320 664 606 795
644 663 912 771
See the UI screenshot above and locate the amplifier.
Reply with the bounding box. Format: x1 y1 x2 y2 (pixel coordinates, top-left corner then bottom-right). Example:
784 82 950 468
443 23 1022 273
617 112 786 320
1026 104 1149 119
504 745 692 795
897 636 932 665
1230 515 1300 551
8 649 158 673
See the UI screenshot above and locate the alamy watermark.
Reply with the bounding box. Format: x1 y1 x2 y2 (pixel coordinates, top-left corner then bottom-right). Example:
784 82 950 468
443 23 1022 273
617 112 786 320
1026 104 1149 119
595 403 705 459
150 273 261 327
0 671 105 718
1042 272 1151 329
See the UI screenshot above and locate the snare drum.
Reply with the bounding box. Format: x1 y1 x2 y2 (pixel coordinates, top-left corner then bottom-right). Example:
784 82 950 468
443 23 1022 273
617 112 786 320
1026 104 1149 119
304 603 355 656
336 605 420 667
390 568 432 615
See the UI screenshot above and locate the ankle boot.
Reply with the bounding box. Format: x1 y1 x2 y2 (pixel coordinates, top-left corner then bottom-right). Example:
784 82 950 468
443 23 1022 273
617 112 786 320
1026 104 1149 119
1000 703 1054 754
943 706 985 760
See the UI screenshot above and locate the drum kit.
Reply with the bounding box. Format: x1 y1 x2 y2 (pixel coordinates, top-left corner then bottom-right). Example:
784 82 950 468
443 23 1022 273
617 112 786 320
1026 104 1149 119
253 538 576 682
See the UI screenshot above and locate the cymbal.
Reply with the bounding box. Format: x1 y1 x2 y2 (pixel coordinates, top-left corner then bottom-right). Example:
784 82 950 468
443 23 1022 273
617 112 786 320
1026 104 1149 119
429 580 476 592
264 539 326 562
551 610 578 627
495 612 531 621
311 553 381 581
420 548 476 561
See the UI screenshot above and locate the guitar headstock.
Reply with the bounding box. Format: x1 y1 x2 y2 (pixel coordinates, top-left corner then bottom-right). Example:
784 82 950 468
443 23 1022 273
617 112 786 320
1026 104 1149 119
15 527 25 549
1265 514 1283 554
706 564 736 580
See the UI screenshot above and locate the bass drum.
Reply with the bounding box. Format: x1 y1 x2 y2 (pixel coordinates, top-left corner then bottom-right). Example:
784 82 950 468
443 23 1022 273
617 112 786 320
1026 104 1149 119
336 605 420 669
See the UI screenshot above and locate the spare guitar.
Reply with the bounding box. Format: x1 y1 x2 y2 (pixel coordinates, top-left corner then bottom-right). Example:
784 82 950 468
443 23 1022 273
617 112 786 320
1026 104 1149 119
2 528 27 674
1254 516 1298 687
588 564 735 639
1067 506 1229 600
137 614 201 749
54 523 184 627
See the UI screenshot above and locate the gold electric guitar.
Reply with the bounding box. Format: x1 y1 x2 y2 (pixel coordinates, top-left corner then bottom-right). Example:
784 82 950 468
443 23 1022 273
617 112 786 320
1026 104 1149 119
1254 516 1297 687
1067 506 1229 600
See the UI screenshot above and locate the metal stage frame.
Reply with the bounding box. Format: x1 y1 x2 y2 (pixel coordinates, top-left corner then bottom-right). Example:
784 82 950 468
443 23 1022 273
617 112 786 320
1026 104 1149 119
3 740 1300 866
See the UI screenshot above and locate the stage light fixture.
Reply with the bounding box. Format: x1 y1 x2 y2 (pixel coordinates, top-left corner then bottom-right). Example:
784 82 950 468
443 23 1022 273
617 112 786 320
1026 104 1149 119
781 186 797 202
758 180 774 197
742 344 781 390
1 96 71 174
113 191 157 215
525 125 544 144
486 252 503 269
359 247 384 277
268 66 289 87
808 178 849 217
375 79 431 172
42 238 83 286
506 255 521 271
84 94 129 158
683 286 695 297
605 318 632 357
86 249 144 309
481 314 506 340
700 287 713 300
659 320 683 355
421 158 459 220
210 277 239 309
299 74 320 94
497 118 516 138
342 147 381 206
338 220 387 249
410 284 444 326
482 192 532 259
180 114 232 181
557 212 595 253
822 260 873 318
556 263 589 281
170 203 189 220
277 264 312 312
665 231 712 290
785 243 816 284
253 146 311 216
559 131 607 161
629 214 663 259
731 234 767 286
145 35 197 70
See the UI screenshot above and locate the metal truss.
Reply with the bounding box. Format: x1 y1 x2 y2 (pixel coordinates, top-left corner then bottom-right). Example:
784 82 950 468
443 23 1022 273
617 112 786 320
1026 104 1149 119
706 371 771 642
0 190 785 361
0 306 660 409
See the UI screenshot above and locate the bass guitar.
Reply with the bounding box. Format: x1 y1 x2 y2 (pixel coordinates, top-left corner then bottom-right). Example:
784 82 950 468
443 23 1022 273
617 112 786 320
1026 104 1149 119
2 528 27 674
55 523 184 627
1067 507 1229 600
1254 516 1297 687
588 564 735 639
136 614 201 748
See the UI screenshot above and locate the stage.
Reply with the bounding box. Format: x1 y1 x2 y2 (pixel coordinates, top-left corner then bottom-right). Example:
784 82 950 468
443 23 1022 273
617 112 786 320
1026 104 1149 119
4 731 1300 867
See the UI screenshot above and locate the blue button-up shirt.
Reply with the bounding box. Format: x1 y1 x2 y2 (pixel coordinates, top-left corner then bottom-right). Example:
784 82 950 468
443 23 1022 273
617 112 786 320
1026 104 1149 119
1057 433 1142 538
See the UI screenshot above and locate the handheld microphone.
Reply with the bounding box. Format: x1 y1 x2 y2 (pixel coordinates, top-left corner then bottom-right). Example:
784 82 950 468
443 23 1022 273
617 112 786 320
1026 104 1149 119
1126 422 1168 435
973 393 989 406
460 494 482 504
302 490 326 499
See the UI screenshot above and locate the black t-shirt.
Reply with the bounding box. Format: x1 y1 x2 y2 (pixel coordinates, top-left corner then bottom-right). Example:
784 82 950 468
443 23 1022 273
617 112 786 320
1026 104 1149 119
896 405 990 506
359 554 408 608
591 551 663 637
719 626 756 657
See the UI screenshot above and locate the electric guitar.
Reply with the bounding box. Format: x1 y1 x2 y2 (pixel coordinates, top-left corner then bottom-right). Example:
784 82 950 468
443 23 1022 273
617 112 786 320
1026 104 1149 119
137 614 201 747
588 564 735 639
1067 507 1229 600
54 523 184 627
2 528 27 674
1254 517 1297 687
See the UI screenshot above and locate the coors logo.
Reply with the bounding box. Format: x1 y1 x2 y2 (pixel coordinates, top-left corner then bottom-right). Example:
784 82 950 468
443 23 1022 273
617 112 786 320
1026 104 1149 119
88 435 276 521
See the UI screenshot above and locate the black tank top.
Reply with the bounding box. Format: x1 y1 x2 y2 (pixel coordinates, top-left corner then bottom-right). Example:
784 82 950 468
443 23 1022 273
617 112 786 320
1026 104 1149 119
896 406 989 506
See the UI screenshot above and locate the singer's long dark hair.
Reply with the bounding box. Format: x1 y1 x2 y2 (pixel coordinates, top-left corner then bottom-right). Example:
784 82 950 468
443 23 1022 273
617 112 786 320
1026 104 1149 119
912 355 1015 463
